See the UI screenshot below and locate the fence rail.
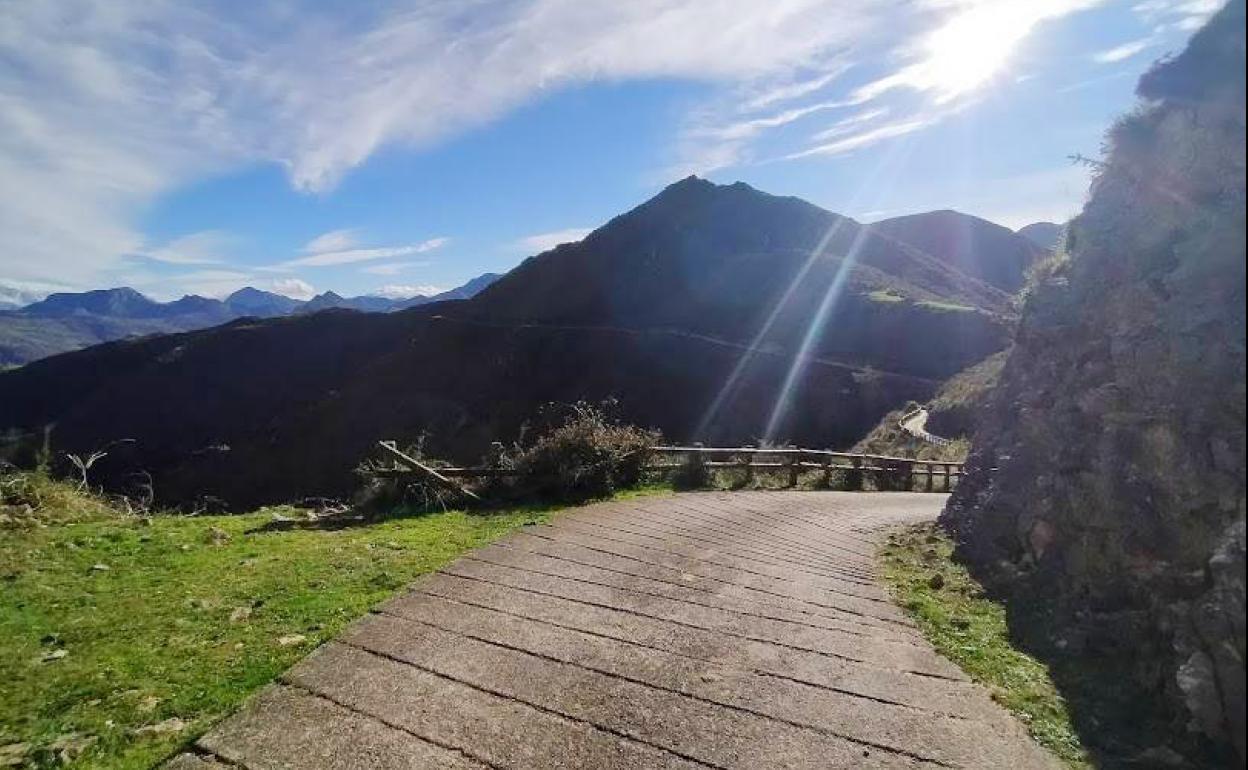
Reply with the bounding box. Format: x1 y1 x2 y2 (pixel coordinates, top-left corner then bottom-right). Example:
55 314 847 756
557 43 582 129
374 441 962 493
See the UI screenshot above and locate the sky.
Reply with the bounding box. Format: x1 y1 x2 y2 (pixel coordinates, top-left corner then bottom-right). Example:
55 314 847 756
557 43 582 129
0 0 1222 304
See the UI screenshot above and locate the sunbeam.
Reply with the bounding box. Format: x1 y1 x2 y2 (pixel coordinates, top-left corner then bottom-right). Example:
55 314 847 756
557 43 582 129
694 126 925 444
758 129 925 444
761 225 868 442
691 217 850 440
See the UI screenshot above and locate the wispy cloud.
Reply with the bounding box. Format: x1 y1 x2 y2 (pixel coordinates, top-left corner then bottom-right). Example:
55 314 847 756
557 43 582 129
516 228 593 254
1092 37 1154 63
131 230 236 265
360 261 430 276
786 118 930 160
303 229 358 255
809 108 890 142
739 67 853 112
273 237 449 269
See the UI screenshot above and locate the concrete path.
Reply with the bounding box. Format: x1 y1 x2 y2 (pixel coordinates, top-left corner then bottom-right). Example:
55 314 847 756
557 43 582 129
170 491 1058 769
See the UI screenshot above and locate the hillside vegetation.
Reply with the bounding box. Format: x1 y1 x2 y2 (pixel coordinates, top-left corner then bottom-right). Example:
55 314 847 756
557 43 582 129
943 3 1246 764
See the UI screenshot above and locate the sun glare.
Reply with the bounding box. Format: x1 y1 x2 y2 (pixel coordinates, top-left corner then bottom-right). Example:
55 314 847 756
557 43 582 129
922 4 1032 101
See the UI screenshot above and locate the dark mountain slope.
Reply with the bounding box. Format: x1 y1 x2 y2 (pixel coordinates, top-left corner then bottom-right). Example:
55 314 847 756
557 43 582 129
869 210 1047 293
0 309 933 508
0 180 1019 507
463 178 1012 380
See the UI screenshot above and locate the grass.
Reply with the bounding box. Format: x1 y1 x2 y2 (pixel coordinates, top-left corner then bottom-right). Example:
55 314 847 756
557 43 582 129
0 472 664 768
878 524 1090 768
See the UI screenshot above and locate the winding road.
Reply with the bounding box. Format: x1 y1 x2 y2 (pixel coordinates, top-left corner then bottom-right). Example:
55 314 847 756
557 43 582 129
899 408 951 447
169 491 1056 769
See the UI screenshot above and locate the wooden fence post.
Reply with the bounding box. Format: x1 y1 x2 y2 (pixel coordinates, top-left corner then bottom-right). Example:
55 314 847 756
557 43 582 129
691 442 706 487
924 462 934 492
821 451 834 488
848 456 864 491
742 448 754 486
903 460 915 491
787 447 801 487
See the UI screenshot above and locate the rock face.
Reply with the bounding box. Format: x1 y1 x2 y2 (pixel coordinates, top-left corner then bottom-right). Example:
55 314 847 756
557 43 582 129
941 2 1245 762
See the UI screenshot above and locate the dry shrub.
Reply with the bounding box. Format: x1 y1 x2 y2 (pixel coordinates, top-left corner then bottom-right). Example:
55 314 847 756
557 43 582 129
505 402 660 503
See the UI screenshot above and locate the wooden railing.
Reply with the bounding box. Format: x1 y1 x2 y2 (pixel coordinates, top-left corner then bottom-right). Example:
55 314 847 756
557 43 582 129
649 445 961 492
374 441 962 494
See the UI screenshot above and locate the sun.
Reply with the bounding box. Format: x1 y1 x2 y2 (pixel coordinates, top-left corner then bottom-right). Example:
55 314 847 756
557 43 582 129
920 3 1035 102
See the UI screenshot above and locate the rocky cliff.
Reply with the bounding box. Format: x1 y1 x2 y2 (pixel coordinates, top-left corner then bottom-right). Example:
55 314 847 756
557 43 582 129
941 2 1245 763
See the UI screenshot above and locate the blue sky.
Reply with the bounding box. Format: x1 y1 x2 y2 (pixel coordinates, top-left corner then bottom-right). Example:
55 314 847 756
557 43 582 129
0 1 1220 303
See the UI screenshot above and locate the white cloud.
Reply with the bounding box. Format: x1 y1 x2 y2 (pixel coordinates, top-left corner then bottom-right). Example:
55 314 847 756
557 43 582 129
787 118 931 160
273 237 448 269
133 230 235 265
516 228 593 254
360 261 429 276
0 1 912 290
1092 37 1154 63
271 278 316 300
303 229 358 254
373 284 444 299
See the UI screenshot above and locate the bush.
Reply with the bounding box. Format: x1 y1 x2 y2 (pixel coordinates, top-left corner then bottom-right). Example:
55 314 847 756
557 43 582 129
504 402 660 503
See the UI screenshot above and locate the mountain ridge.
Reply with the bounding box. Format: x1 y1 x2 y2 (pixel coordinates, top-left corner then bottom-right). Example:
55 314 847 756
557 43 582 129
0 273 503 365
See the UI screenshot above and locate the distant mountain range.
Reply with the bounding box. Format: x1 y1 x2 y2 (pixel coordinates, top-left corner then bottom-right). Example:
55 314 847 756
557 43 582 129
0 177 1052 508
0 275 501 365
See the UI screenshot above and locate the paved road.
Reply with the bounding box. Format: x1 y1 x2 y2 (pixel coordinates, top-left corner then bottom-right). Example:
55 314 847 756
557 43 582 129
170 492 1057 769
900 408 951 447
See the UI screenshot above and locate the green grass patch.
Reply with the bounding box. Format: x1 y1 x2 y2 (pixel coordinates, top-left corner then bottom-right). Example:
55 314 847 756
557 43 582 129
878 524 1090 768
0 474 657 768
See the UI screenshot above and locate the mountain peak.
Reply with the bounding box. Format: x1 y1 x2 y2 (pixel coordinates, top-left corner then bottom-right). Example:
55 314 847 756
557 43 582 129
21 286 161 318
